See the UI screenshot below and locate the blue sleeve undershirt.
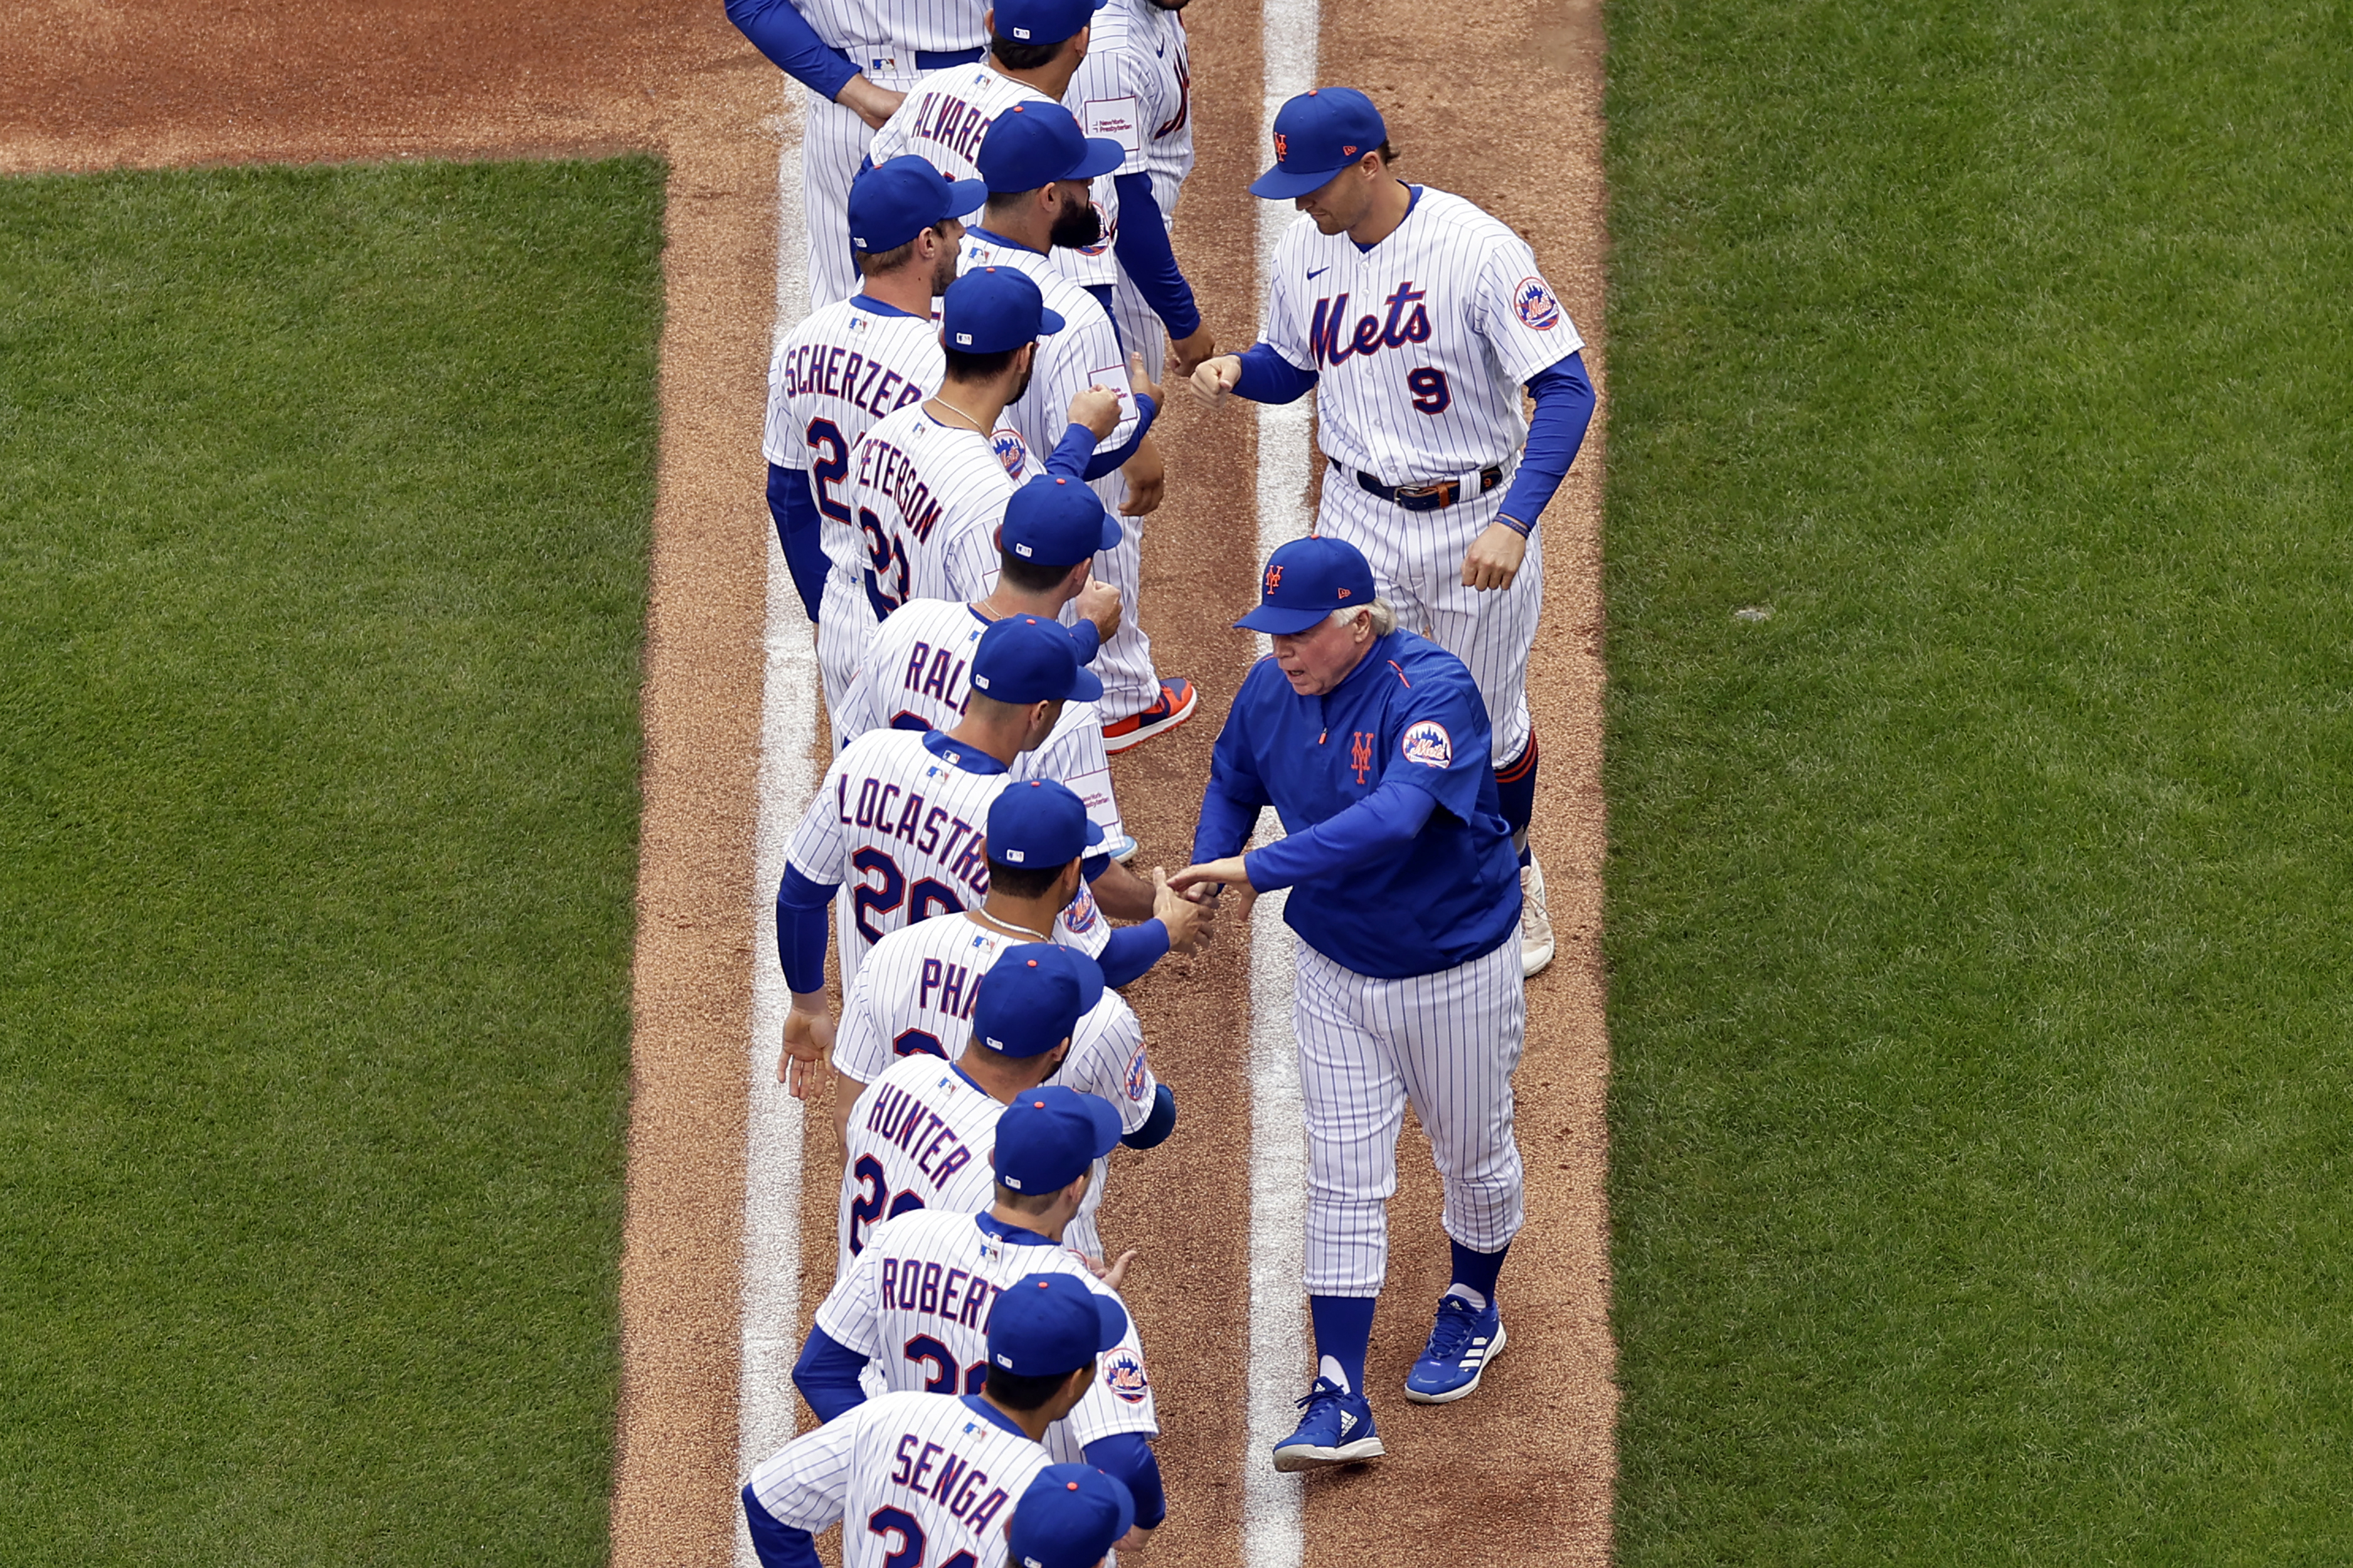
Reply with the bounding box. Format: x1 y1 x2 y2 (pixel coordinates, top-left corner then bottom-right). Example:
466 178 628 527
1083 1433 1167 1531
1069 617 1102 665
790 1326 872 1424
1110 173 1201 341
1096 919 1170 988
1120 1083 1177 1150
1079 394 1157 480
723 0 858 100
1046 421 1098 481
767 463 828 623
776 867 838 994
741 1485 823 1568
1191 739 1271 866
1231 342 1319 405
1495 349 1596 536
1243 780 1438 893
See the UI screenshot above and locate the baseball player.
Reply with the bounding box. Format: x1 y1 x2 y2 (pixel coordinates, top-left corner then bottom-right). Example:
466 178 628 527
796 1089 1167 1537
740 1269 1123 1568
1172 536 1528 1470
766 157 974 622
966 102 1196 750
1189 87 1599 976
817 264 1123 731
836 474 1128 845
831 944 1102 1264
778 616 1161 1096
1006 1465 1138 1568
724 0 988 309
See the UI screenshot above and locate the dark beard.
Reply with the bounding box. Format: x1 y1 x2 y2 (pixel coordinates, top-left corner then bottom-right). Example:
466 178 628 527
1147 0 1188 9
1010 361 1035 404
929 244 960 297
1050 200 1105 252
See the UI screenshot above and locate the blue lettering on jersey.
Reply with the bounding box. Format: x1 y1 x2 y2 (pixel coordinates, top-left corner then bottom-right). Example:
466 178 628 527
911 88 992 162
887 1430 1013 1534
879 1253 1002 1330
863 1082 978 1189
856 438 947 544
1307 281 1433 368
783 342 926 421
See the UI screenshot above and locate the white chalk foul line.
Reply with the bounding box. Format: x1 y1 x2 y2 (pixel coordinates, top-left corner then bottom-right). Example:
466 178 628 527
735 89 816 1568
1245 6 1317 1565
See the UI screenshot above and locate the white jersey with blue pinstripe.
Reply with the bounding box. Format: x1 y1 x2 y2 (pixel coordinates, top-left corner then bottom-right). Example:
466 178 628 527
837 1052 1007 1272
957 236 1139 482
1070 0 1195 219
1260 186 1583 485
836 598 1126 849
794 0 985 58
815 1208 1158 1462
742 1389 1044 1568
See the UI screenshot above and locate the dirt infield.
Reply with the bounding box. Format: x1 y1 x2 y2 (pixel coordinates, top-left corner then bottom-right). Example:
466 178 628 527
3 3 1611 1562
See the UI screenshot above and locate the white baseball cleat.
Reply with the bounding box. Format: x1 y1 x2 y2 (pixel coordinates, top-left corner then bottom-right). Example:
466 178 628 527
1520 856 1556 977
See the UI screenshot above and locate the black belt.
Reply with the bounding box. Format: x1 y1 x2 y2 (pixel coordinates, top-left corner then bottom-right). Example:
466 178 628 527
915 46 987 68
1355 466 1503 512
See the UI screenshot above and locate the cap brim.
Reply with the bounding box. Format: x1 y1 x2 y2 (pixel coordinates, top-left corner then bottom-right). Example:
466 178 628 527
1088 1287 1129 1352
943 176 989 215
1063 664 1104 701
1036 304 1068 337
1249 163 1343 199
1066 945 1105 1012
1095 515 1122 551
1235 603 1331 634
1073 138 1127 181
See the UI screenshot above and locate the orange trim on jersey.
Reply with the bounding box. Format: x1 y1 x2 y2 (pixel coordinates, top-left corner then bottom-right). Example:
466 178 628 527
1493 736 1542 783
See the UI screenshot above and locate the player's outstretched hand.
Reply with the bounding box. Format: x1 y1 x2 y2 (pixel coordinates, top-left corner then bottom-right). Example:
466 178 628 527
1187 354 1243 406
834 75 906 131
1120 434 1166 517
1152 866 1216 952
1081 1248 1141 1292
1462 519 1531 591
1167 326 1218 379
778 1004 836 1099
1074 576 1123 644
1068 383 1123 440
1127 351 1164 410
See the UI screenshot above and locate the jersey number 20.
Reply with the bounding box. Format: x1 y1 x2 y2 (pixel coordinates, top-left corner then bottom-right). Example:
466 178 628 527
867 1506 979 1568
1407 367 1452 415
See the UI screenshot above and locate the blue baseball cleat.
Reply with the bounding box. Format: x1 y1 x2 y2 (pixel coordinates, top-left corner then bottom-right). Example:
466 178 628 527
1403 1295 1507 1404
1272 1377 1385 1471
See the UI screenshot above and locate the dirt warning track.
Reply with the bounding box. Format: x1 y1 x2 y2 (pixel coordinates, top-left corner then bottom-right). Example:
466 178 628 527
3 2 1612 1562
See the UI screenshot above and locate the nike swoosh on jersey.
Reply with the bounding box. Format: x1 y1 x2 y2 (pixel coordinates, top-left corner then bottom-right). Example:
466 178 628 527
1307 266 1330 278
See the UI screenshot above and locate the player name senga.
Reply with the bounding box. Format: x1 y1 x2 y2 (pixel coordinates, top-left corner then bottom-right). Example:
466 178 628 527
862 1081 979 1191
834 773 991 900
777 341 927 423
884 1428 1017 1538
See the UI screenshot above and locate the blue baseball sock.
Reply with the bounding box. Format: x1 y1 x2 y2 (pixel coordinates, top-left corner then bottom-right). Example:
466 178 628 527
1494 734 1539 868
1447 1239 1511 1310
1308 1295 1376 1396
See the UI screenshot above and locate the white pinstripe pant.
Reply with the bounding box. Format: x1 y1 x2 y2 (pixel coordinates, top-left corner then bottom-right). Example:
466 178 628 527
802 90 878 310
1317 472 1541 766
1293 932 1527 1296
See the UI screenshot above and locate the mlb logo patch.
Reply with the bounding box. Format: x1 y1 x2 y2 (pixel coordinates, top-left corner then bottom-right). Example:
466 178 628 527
1400 719 1453 770
1104 1348 1150 1403
1513 276 1563 332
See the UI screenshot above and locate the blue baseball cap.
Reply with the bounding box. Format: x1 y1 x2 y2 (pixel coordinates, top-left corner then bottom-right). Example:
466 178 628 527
987 1271 1128 1376
970 614 1103 704
1002 475 1120 567
848 156 988 253
1009 1465 1137 1568
993 1086 1125 1194
989 778 1106 870
1235 535 1378 634
979 101 1125 193
992 0 1108 46
942 267 1065 354
1249 87 1388 199
971 944 1103 1057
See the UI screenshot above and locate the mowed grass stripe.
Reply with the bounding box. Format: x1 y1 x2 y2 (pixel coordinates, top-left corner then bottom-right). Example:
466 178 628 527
1603 1 2353 1561
0 160 664 1564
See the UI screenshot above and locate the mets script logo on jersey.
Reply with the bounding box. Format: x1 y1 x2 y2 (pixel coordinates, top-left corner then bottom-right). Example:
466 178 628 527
1123 1044 1149 1101
1514 277 1563 332
1309 282 1433 368
1400 719 1453 770
1349 730 1376 784
991 426 1029 479
1104 1348 1150 1404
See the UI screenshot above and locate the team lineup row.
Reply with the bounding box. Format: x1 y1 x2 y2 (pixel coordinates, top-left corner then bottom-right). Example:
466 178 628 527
724 0 1595 1563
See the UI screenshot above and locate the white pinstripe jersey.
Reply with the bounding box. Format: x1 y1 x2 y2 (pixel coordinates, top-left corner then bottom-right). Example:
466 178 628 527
837 1052 1007 1271
871 66 1119 290
957 235 1138 509
1260 186 1585 484
743 1389 1044 1568
765 299 941 588
836 598 1125 847
1070 0 1195 218
816 1209 1158 1461
793 0 985 61
844 401 1043 622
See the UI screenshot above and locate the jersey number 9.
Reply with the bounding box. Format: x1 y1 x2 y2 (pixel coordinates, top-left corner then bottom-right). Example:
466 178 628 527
1407 367 1452 415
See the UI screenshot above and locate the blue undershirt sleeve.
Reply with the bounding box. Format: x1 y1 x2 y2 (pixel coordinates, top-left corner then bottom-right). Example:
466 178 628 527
1082 1433 1168 1531
1097 920 1171 988
1243 780 1438 893
1495 349 1596 536
768 464 828 623
1120 1083 1177 1150
1232 342 1319 405
775 867 839 993
1080 394 1157 480
723 0 858 100
741 1486 823 1568
1110 173 1200 341
789 1327 873 1424
1069 617 1102 665
1045 421 1099 480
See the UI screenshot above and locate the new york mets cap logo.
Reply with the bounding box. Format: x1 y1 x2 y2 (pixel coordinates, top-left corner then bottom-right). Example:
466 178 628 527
1400 719 1453 769
1273 130 1288 161
1263 563 1284 595
992 427 1031 479
1514 277 1563 332
1105 1348 1150 1403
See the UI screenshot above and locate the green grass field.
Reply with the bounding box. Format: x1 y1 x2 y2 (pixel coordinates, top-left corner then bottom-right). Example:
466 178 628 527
0 160 664 1563
1603 1 2353 1561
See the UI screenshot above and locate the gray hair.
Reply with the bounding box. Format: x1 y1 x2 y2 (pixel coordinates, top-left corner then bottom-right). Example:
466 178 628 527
1325 597 1397 637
